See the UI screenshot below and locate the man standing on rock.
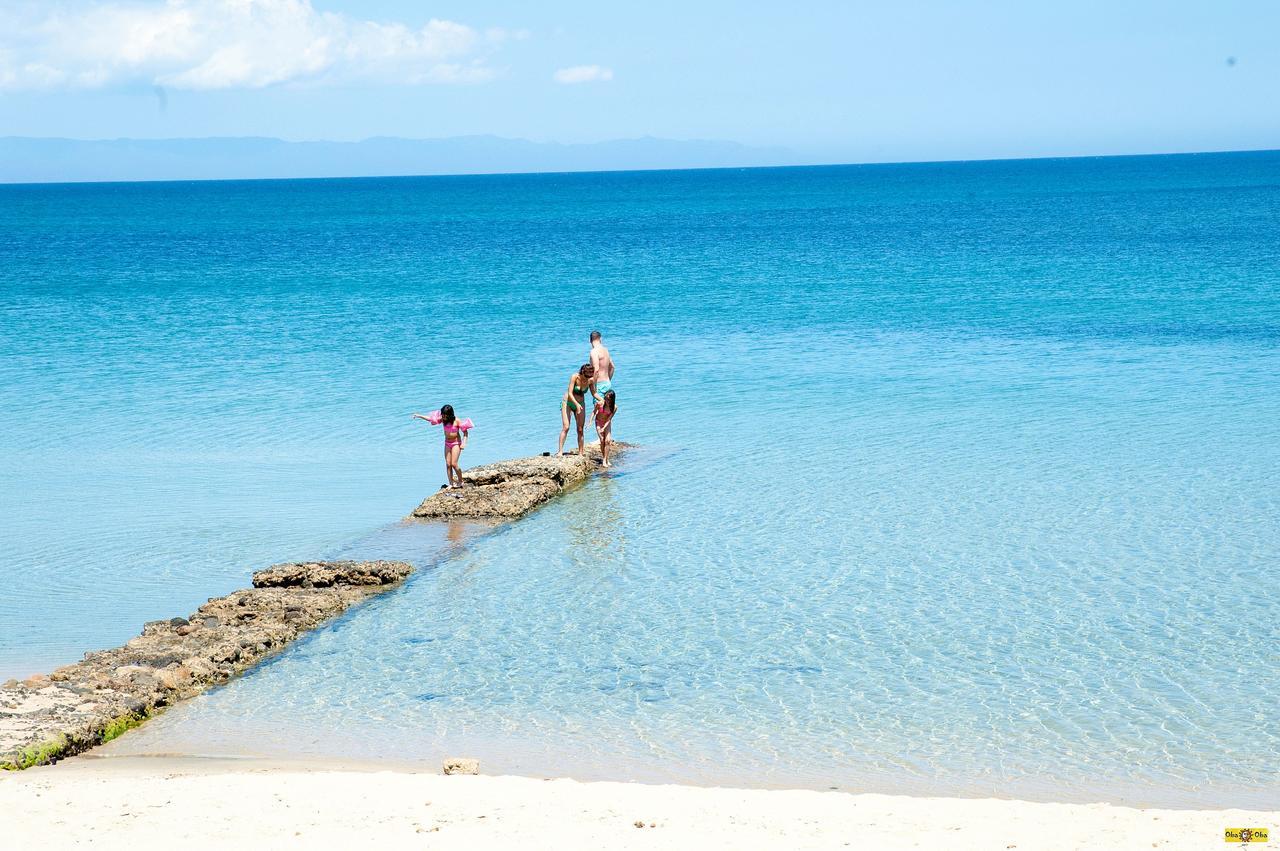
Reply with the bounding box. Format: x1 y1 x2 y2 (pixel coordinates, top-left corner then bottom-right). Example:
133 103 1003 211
589 330 614 406
589 330 616 457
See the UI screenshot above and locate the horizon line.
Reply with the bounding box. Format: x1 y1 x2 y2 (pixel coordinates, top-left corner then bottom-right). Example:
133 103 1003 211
0 141 1275 188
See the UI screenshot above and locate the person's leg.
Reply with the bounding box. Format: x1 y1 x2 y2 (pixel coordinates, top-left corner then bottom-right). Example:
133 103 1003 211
600 422 612 467
574 406 586 455
443 445 454 488
557 401 571 456
449 445 463 488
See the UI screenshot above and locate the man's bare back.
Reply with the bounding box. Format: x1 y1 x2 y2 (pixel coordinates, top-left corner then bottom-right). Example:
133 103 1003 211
590 342 614 382
589 331 614 389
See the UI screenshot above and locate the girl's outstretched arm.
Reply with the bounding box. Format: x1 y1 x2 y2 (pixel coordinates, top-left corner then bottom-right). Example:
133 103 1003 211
411 413 433 422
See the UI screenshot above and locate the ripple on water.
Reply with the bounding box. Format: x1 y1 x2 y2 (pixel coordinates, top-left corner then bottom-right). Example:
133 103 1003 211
6 160 1280 807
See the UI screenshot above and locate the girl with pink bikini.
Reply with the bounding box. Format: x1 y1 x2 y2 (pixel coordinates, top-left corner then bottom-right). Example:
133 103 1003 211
412 404 473 491
594 390 617 468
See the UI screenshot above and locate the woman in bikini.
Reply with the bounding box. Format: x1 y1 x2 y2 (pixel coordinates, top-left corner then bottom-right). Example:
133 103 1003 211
557 363 595 457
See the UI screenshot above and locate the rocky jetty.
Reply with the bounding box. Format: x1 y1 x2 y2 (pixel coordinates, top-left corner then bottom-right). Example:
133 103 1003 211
2 443 630 771
411 443 626 520
0 560 411 770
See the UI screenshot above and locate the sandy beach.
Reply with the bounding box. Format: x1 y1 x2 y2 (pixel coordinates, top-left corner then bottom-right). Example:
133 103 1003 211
2 756 1272 850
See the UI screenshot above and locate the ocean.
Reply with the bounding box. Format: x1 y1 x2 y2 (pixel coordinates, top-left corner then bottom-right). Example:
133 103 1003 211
2 152 1277 807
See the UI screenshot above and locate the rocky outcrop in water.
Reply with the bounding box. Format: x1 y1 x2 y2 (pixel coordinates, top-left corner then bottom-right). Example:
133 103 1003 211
2 443 632 771
411 443 625 520
0 560 411 770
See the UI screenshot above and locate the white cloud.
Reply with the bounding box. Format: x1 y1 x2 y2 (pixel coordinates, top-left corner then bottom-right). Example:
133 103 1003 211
0 0 507 91
553 64 613 84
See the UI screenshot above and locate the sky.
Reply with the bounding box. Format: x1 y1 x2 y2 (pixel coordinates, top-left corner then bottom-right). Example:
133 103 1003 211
0 0 1276 163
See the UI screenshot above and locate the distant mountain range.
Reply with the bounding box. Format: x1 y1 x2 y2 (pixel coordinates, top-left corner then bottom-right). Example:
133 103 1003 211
0 135 798 183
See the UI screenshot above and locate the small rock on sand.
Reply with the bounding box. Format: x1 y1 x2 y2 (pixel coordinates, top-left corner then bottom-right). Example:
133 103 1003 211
442 758 479 775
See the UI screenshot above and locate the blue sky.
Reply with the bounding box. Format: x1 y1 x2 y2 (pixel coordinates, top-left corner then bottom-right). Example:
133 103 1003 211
0 0 1275 162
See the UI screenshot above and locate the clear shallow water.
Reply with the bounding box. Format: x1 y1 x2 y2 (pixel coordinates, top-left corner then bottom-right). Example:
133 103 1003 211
4 154 1280 807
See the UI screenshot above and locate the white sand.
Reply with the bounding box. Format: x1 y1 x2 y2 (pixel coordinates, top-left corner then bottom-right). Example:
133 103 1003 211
1 756 1272 850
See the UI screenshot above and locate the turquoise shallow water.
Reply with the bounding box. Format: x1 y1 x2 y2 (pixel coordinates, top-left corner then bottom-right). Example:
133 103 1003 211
3 154 1279 806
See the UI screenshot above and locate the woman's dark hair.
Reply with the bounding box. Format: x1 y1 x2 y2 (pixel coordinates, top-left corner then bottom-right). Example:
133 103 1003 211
440 404 456 425
603 390 616 412
579 363 594 377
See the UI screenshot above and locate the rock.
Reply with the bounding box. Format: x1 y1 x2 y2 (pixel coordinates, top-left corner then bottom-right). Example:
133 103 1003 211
411 443 629 520
0 559 417 770
49 667 77 683
140 652 184 668
130 672 159 689
443 757 480 775
414 477 560 520
252 560 413 589
180 657 215 678
152 667 192 690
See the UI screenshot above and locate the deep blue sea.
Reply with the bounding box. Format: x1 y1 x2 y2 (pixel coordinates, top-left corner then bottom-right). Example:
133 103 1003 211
2 153 1278 807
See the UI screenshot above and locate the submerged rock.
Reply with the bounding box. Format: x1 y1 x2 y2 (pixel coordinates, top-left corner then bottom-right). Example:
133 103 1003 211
0 559 412 771
411 443 627 520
